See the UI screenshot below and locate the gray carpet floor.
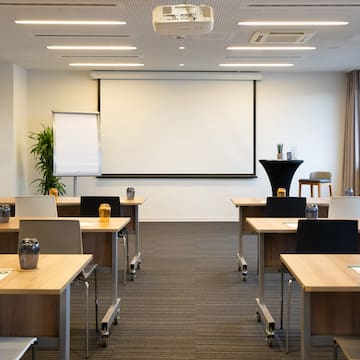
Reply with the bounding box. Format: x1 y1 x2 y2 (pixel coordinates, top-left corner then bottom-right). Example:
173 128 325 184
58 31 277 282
25 222 345 359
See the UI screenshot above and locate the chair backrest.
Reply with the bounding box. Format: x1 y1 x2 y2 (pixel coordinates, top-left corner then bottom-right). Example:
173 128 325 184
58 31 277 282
265 197 306 218
328 196 360 219
309 171 331 180
19 219 82 254
296 219 359 253
15 195 58 217
80 196 121 217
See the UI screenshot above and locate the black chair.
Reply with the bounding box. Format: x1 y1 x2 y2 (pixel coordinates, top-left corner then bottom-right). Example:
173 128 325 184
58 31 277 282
80 196 122 217
285 219 359 353
265 196 306 218
265 196 306 328
80 196 129 283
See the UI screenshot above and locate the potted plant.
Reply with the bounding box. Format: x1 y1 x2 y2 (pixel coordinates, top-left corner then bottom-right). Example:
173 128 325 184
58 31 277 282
29 125 66 195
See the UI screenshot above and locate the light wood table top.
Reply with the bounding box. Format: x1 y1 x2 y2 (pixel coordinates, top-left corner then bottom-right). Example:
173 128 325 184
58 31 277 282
0 254 92 295
246 217 301 233
280 254 360 292
0 196 146 207
0 217 130 233
231 197 330 207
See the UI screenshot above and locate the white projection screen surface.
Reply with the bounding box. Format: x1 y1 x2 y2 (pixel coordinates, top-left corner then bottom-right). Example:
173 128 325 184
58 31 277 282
100 79 255 178
53 112 101 176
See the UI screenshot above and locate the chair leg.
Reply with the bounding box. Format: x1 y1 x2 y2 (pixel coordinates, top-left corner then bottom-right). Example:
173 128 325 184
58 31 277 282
329 184 333 197
95 268 99 334
286 278 293 354
280 270 284 329
85 281 89 359
333 339 339 360
122 234 128 285
298 182 302 197
31 342 36 360
310 184 314 197
318 183 321 197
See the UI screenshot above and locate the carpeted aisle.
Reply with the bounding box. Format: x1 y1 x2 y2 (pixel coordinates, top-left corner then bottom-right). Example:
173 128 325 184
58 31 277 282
25 222 342 359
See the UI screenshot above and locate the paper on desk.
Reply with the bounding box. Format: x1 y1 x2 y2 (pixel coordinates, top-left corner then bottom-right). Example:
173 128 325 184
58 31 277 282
283 222 298 229
349 266 360 275
0 269 13 281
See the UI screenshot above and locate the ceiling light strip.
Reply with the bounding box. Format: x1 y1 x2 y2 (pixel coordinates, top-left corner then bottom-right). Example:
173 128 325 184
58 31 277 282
69 63 144 67
238 21 348 26
219 63 294 67
0 2 116 5
36 34 129 38
47 46 136 50
249 4 360 7
227 46 316 50
15 20 126 25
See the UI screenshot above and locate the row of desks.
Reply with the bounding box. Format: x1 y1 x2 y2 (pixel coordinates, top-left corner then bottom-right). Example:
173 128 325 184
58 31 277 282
1 196 146 277
0 217 130 360
0 196 145 360
231 197 360 359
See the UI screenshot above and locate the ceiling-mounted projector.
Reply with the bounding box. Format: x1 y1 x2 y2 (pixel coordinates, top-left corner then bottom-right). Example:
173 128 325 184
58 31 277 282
152 4 214 36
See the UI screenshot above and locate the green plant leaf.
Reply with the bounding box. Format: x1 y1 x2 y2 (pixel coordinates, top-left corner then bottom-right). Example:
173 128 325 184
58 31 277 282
29 125 66 195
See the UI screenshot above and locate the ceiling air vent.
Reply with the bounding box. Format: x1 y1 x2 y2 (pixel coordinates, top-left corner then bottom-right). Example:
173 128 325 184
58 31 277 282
250 31 315 44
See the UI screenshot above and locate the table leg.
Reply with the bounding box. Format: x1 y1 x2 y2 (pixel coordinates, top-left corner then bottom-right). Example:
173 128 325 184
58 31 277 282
129 205 142 280
59 286 70 360
301 291 311 360
255 233 275 346
100 231 121 346
236 206 248 280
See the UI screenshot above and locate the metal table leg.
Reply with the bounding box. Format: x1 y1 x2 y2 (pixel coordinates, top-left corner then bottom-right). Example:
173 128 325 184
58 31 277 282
255 233 275 346
100 231 121 346
236 206 248 281
59 286 70 360
129 205 142 280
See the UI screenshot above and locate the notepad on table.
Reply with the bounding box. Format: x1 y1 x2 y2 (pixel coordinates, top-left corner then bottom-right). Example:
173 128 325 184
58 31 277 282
349 266 360 275
0 269 13 281
283 222 298 229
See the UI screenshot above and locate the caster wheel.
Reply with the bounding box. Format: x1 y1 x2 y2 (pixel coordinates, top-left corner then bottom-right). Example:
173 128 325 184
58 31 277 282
266 335 274 347
256 312 261 322
137 262 141 270
242 274 247 282
100 336 108 347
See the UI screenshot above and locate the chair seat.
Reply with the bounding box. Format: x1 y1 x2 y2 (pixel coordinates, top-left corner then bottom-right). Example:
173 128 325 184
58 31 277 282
334 336 360 360
298 177 333 197
0 337 37 360
299 178 331 184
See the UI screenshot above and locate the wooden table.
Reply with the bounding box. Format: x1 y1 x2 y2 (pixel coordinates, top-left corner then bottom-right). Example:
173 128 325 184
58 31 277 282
0 254 92 360
280 254 360 360
231 197 329 280
0 196 146 280
0 217 130 344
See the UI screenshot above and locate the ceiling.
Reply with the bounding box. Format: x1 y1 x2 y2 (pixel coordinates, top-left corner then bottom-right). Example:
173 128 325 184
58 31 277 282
1 0 360 72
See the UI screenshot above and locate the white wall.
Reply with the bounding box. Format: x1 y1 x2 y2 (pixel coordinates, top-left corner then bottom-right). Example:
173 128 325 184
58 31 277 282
14 65 28 195
24 70 346 221
0 64 28 196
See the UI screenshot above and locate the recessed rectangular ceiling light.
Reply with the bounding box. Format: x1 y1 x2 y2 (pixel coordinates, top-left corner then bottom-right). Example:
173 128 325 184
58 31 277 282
69 63 144 67
237 21 348 26
47 46 136 50
219 63 294 67
227 46 316 50
15 20 126 25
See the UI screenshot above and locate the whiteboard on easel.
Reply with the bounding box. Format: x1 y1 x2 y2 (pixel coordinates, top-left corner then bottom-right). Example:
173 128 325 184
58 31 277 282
53 111 101 176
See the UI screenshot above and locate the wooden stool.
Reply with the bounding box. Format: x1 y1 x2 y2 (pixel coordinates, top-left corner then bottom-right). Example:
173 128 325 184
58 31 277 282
298 171 332 197
333 336 360 360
